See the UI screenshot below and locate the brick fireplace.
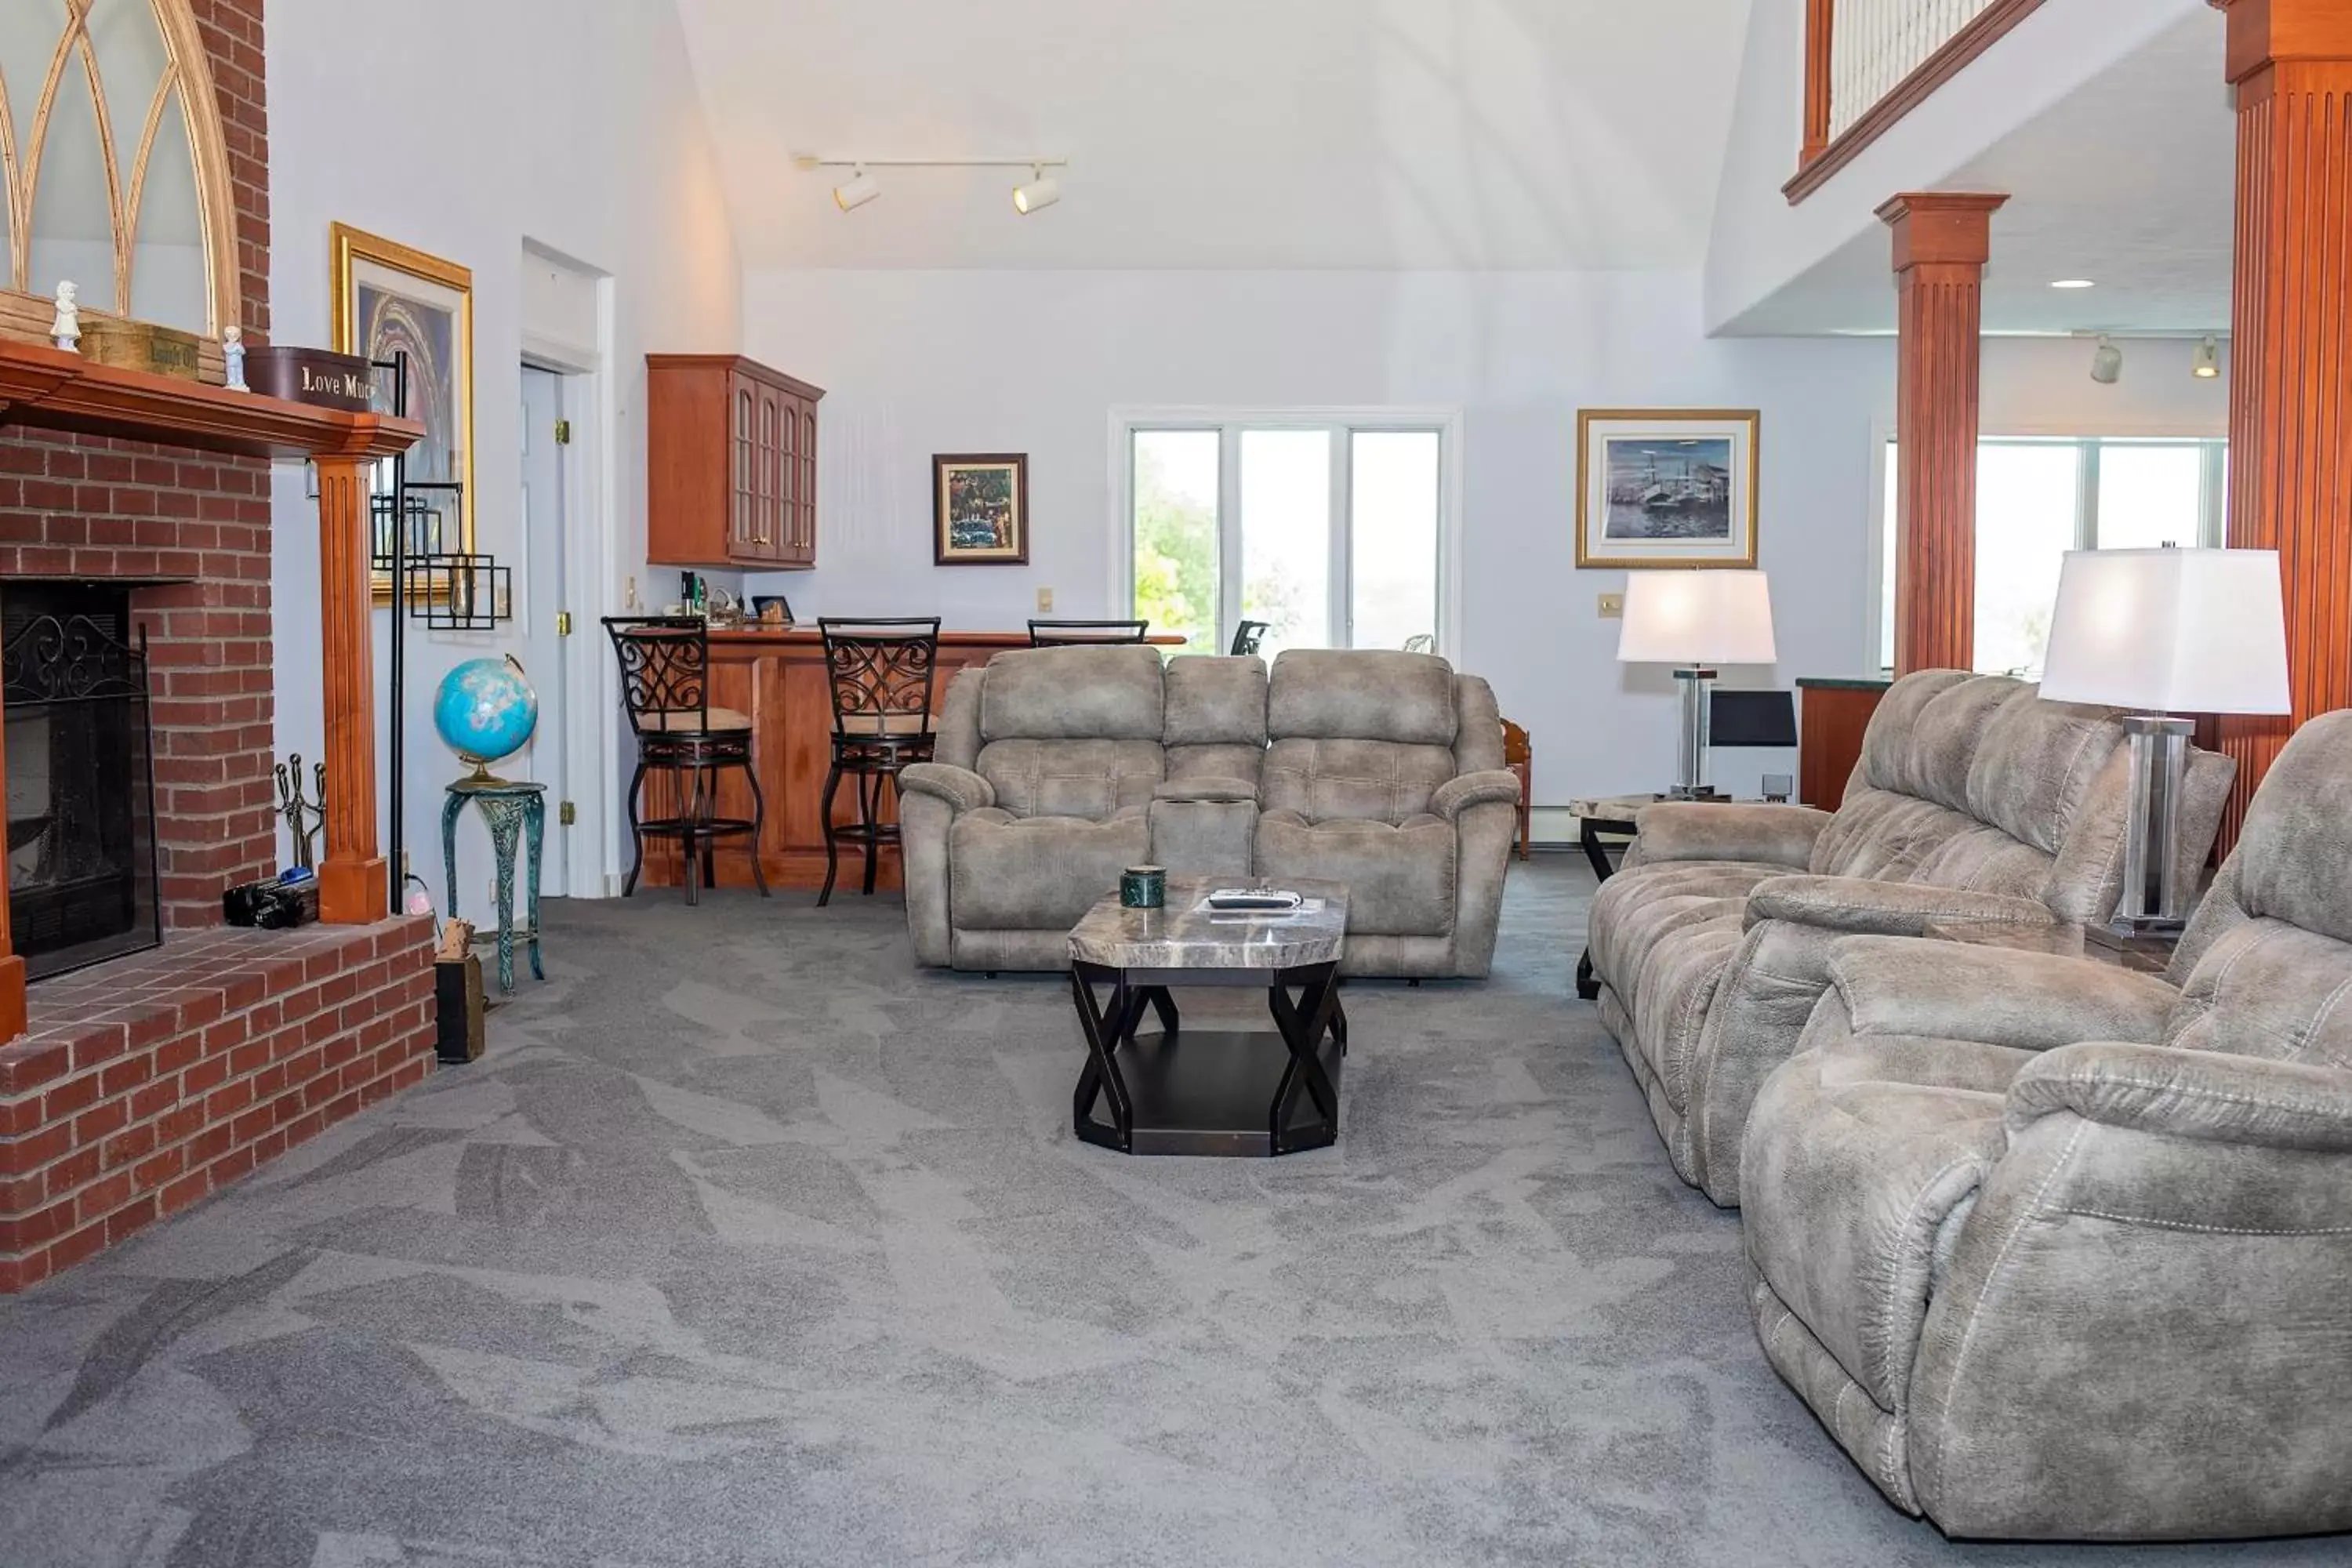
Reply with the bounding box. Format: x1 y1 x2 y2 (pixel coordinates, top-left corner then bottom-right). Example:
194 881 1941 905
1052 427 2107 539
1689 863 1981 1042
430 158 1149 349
0 0 437 1292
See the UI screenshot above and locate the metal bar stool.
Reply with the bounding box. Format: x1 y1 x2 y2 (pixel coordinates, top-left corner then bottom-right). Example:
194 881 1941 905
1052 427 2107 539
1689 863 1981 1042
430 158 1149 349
1028 619 1149 647
604 615 770 906
1229 619 1270 655
818 617 942 906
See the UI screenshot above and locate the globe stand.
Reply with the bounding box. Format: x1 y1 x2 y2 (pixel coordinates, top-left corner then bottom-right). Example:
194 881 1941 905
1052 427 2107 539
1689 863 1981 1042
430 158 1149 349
450 757 514 791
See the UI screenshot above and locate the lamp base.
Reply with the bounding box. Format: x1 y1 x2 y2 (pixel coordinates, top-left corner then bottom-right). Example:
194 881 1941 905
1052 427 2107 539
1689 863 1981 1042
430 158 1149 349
1671 666 1717 800
2117 713 2194 927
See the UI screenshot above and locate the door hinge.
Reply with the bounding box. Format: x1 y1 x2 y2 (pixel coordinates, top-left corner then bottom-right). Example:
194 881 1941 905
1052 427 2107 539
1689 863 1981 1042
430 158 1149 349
554 419 572 445
559 800 576 826
555 610 573 637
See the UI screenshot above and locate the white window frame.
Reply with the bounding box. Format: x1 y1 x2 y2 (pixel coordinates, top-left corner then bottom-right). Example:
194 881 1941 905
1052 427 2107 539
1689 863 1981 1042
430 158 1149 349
1870 427 2229 673
1109 407 1465 659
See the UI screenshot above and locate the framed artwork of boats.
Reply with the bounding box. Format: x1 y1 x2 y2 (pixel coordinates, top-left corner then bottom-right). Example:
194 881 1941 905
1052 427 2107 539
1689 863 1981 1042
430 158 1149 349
1575 409 1759 568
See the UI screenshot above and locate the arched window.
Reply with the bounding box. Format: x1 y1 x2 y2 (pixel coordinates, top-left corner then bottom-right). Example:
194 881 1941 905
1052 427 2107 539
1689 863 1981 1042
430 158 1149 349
0 0 238 344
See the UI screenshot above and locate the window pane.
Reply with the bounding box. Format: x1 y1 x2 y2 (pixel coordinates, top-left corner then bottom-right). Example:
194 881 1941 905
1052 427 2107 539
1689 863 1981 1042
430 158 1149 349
1240 430 1331 656
2096 443 2204 549
1131 430 1220 655
1973 443 2080 678
1350 431 1440 651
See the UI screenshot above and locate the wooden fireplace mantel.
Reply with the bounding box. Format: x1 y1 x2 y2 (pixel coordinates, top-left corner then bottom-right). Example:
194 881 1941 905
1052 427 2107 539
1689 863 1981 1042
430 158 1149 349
0 339 423 1040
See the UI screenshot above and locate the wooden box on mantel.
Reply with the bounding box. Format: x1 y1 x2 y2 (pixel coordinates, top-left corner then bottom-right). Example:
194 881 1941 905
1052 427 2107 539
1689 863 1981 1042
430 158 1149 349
80 316 205 380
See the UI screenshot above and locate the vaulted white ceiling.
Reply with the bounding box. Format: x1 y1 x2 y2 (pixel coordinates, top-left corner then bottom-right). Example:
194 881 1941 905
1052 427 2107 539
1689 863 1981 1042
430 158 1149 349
672 0 1754 270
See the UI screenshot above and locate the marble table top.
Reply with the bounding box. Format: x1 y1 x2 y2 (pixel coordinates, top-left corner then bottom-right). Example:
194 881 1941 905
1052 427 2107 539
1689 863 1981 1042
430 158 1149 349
1069 877 1348 971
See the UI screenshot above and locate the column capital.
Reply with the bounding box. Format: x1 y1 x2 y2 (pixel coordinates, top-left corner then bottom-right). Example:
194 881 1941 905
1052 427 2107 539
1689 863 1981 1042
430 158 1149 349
1877 192 2009 271
2212 0 2352 85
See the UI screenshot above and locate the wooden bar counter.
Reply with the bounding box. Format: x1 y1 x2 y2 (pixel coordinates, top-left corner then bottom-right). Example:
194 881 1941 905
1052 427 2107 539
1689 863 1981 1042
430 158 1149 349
641 628 1182 893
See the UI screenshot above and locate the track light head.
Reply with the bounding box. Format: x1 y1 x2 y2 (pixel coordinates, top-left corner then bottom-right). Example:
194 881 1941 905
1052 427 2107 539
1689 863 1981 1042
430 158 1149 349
833 169 880 212
2193 335 2222 379
2090 335 2124 386
1012 169 1060 215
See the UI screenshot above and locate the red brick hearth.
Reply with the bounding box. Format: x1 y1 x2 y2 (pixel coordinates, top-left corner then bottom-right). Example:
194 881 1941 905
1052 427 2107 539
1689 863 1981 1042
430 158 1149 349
0 918 435 1292
0 0 439 1294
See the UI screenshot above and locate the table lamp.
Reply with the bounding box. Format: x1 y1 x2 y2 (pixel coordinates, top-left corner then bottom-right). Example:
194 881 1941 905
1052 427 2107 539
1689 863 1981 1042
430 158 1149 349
2038 546 2289 928
1617 569 1777 800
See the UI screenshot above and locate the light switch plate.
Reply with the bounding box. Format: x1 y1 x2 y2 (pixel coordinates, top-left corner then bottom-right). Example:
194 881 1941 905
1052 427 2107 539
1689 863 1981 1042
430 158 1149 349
1036 587 1054 612
1598 592 1625 619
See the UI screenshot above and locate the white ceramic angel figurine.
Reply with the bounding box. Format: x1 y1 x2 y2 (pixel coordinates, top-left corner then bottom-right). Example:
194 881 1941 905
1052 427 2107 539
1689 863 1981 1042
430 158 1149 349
223 325 249 390
49 281 79 353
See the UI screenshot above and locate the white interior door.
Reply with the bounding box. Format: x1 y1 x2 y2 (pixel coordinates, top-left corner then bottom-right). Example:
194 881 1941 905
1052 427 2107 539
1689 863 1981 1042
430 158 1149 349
520 365 570 896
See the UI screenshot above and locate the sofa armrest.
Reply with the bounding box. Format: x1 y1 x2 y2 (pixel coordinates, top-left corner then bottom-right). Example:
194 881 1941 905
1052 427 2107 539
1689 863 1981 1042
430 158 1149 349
1154 777 1258 804
1748 875 2055 938
1432 769 1522 822
1827 935 2175 1054
2007 1041 2352 1153
897 762 995 814
1632 801 1829 869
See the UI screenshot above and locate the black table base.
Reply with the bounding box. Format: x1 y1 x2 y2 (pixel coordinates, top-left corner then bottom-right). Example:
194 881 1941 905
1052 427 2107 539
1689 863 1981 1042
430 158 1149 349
1071 960 1348 1157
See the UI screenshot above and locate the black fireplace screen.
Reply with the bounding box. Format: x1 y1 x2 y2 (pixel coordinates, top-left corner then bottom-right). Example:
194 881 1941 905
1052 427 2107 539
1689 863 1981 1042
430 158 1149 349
2 586 162 980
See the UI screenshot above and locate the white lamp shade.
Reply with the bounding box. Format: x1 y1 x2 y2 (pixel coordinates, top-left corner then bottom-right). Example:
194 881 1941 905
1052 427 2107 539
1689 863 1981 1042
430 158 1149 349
2038 547 2290 714
1616 570 1777 666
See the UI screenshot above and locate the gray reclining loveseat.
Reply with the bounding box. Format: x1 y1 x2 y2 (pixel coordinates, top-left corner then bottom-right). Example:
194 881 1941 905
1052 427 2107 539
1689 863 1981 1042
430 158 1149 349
1587 670 2234 1207
898 645 1519 978
1740 712 2352 1540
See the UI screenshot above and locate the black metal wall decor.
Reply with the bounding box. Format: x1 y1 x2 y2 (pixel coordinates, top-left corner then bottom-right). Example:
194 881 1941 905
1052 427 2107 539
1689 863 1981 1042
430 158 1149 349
372 350 513 913
1 586 163 980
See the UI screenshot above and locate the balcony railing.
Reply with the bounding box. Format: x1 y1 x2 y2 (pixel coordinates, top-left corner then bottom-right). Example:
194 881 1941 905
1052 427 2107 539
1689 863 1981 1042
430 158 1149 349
1789 0 2048 203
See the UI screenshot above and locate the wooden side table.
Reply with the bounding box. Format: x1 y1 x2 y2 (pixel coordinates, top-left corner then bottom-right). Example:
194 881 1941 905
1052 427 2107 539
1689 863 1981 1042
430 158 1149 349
441 779 546 993
1501 719 1533 862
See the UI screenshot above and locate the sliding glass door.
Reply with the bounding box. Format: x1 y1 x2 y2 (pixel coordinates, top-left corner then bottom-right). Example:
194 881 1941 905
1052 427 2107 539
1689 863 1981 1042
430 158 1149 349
1127 416 1450 658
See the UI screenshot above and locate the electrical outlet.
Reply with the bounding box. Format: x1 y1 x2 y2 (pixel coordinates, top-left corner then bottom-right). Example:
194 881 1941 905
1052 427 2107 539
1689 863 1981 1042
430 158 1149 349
1598 592 1625 619
1036 586 1054 613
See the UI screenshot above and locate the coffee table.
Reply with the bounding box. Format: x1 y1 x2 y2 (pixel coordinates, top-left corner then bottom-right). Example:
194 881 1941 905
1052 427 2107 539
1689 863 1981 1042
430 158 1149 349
1067 877 1348 1158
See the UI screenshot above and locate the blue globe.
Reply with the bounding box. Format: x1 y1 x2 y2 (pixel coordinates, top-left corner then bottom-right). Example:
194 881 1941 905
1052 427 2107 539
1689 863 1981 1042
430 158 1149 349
434 655 539 779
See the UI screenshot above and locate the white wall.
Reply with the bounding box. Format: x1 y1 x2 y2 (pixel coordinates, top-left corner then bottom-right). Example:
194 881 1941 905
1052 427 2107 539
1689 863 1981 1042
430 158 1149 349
267 0 741 907
742 268 1893 808
1704 0 2205 336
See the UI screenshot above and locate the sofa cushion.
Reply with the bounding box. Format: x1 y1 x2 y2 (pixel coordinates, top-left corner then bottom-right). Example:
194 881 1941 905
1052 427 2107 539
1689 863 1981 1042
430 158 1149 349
2166 916 2352 1070
1163 655 1268 746
949 810 1149 931
976 738 1163 821
1261 737 1457 824
1268 648 1457 746
2226 710 2352 949
979 646 1164 741
1254 811 1454 936
1962 695 2127 858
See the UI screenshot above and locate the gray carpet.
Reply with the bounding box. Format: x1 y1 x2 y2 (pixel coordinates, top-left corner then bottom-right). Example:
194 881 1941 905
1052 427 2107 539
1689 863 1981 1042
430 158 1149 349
0 859 2339 1567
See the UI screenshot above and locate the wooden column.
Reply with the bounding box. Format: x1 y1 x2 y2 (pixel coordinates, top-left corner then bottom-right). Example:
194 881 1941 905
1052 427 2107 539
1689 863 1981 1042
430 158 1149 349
1801 0 1836 167
1880 191 2007 675
2212 0 2352 840
314 454 387 924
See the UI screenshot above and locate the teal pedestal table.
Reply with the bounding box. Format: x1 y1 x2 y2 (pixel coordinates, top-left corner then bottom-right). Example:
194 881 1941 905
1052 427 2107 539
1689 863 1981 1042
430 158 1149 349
441 778 546 993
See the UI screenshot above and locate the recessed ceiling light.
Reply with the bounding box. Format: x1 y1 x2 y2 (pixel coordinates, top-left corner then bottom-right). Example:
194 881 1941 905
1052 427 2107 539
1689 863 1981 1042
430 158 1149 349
2050 278 2096 290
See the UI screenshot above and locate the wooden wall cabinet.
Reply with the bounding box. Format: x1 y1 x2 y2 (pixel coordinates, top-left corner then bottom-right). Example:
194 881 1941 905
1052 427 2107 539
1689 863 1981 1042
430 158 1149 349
646 354 823 569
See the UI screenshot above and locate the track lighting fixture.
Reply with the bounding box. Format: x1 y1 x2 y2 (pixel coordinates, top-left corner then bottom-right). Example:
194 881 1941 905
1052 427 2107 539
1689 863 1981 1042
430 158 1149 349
797 153 1069 216
2193 336 2222 379
1012 169 1060 216
2090 336 2124 386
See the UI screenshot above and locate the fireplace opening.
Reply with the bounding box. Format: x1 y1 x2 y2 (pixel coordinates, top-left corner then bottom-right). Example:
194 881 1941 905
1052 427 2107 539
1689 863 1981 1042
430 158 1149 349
3 584 162 980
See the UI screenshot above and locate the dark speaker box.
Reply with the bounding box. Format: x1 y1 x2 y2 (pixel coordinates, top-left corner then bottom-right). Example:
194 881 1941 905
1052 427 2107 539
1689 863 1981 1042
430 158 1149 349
435 954 485 1063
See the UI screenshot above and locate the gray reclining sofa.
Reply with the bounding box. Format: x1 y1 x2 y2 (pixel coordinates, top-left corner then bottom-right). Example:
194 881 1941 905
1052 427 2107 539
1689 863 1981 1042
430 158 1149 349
1740 711 2352 1540
898 645 1520 978
1587 670 2234 1207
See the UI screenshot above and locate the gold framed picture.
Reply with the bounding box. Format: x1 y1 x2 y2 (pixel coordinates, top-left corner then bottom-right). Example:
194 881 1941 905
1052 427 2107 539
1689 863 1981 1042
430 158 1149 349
1575 409 1759 569
330 223 474 597
933 453 1029 565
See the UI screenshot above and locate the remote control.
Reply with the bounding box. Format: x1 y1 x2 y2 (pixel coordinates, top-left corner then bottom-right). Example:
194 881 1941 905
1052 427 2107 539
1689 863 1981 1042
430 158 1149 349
1205 889 1301 911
